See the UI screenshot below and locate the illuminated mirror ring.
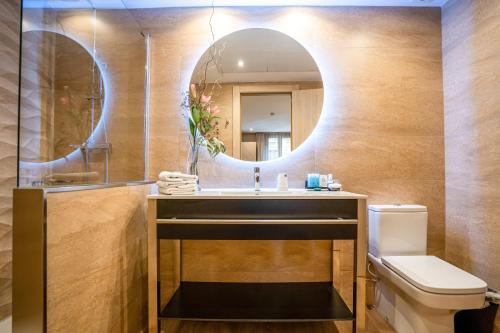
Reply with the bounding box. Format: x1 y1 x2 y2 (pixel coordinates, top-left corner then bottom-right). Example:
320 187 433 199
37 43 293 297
190 28 324 163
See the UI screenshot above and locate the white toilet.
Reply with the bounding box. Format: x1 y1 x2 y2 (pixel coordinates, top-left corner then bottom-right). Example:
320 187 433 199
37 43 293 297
368 204 487 333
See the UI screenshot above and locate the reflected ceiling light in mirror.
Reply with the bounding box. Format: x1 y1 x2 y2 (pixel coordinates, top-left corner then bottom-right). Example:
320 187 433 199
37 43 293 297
238 59 245 67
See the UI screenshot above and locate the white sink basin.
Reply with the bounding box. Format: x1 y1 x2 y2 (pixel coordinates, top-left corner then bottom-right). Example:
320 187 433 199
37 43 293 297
198 188 360 197
202 188 324 196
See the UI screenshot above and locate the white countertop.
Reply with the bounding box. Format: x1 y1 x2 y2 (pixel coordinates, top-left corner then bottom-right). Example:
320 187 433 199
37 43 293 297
148 188 367 199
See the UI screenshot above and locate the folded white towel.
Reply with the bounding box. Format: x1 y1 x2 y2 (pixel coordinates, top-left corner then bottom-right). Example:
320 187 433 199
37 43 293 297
157 180 197 189
160 178 197 184
159 177 185 183
160 178 198 184
176 183 198 189
157 171 198 195
158 187 196 196
159 171 198 181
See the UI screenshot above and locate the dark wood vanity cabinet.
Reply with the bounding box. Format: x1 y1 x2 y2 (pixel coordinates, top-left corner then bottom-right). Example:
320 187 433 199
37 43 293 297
148 193 368 333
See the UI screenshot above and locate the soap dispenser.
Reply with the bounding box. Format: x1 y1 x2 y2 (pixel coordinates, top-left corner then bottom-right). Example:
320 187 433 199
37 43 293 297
276 173 288 191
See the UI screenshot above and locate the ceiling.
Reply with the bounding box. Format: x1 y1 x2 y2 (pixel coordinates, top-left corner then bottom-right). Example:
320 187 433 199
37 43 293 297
24 0 450 9
218 29 318 74
193 28 322 83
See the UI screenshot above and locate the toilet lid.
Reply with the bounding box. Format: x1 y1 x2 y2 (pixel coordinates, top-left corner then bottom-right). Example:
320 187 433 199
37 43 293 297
368 204 427 212
381 256 487 295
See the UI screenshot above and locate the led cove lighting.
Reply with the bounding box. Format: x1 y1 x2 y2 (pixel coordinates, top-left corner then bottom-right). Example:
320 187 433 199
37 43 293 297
22 0 448 9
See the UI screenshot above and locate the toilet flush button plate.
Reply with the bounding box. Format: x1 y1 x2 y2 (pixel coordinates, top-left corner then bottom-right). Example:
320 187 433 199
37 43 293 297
381 255 487 295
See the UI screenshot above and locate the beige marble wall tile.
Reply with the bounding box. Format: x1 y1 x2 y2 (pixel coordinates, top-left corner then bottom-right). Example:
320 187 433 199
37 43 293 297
443 0 500 329
0 0 19 321
181 240 332 282
46 184 151 332
443 0 500 287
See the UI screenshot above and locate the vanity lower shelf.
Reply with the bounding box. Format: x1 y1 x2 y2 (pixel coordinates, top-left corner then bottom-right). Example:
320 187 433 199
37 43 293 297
160 281 353 322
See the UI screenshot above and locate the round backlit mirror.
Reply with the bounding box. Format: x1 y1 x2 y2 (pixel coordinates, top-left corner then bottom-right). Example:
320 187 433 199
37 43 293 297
20 30 104 163
190 28 323 162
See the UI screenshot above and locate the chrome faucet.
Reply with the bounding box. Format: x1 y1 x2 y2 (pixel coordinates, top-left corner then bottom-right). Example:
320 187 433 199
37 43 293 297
254 167 261 192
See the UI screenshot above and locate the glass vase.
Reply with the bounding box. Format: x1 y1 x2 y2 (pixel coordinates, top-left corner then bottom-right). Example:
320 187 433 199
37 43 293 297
187 143 201 190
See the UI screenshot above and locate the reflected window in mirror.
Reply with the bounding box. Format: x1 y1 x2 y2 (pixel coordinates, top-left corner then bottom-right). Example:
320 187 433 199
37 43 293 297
267 134 291 160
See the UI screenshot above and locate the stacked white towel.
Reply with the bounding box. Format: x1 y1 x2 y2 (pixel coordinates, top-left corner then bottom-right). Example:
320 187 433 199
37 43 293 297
157 171 198 195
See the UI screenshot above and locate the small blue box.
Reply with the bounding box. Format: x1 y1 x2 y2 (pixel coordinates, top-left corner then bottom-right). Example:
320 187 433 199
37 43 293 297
307 173 320 188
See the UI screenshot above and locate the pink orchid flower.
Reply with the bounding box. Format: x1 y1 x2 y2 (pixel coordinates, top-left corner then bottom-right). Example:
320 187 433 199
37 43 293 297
210 105 220 115
201 94 212 103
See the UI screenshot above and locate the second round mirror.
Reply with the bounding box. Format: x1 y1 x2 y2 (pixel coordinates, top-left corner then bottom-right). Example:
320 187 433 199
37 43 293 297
20 30 105 163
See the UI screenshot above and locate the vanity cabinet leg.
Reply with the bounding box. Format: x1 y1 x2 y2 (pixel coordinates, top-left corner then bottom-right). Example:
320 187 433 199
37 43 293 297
353 239 358 333
148 199 158 333
356 199 368 331
332 240 340 287
356 277 367 332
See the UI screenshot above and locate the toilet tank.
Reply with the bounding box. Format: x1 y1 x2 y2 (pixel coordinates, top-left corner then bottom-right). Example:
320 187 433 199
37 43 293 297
368 204 428 258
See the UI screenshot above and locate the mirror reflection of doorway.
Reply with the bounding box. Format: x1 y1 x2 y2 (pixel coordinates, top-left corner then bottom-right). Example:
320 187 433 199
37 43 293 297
241 93 292 161
237 86 323 162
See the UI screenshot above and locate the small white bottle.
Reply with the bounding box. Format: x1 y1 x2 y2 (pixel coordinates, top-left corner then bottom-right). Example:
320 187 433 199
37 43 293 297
319 174 328 188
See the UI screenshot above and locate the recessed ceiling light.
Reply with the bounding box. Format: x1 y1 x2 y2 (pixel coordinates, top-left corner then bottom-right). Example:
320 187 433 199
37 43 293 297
249 128 254 132
238 60 244 67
